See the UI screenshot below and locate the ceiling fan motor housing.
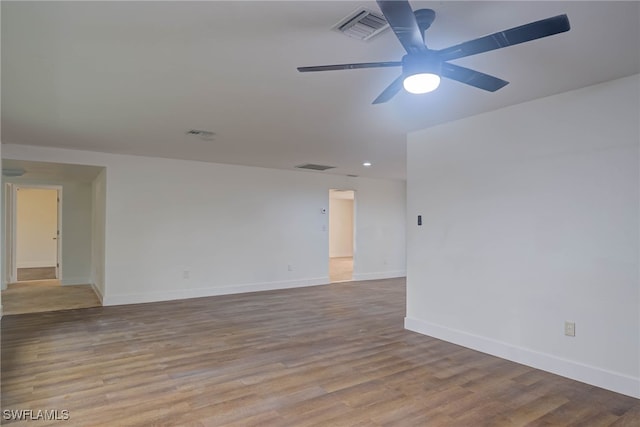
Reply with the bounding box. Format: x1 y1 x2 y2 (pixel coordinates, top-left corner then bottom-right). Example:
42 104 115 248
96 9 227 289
402 53 441 77
414 8 436 34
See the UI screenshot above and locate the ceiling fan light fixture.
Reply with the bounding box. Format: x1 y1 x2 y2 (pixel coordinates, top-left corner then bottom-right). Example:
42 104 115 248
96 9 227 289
403 73 440 94
401 54 441 94
299 2 570 104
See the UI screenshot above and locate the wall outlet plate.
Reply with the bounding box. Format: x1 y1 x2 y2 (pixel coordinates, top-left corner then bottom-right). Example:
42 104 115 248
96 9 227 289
564 321 575 337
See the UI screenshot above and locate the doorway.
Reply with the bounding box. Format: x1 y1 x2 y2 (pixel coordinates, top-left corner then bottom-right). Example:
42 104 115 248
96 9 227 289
329 189 355 282
10 185 62 283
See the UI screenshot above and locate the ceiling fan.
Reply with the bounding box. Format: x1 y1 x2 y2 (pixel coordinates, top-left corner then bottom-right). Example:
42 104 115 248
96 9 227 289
298 1 570 104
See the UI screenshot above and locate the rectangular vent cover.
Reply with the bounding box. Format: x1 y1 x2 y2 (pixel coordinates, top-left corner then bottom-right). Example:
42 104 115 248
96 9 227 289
296 164 336 171
332 8 389 41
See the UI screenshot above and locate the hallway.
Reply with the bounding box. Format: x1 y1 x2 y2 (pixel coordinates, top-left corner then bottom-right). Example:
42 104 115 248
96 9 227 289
2 280 101 315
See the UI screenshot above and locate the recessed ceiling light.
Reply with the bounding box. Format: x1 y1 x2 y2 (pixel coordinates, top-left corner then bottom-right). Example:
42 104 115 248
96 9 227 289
363 162 372 167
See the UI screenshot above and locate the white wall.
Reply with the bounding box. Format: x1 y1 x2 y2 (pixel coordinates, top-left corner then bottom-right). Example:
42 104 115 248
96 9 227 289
3 177 94 285
2 144 406 305
60 181 93 285
1 133 3 315
352 178 406 282
91 169 107 300
406 74 640 398
329 195 354 258
16 188 58 268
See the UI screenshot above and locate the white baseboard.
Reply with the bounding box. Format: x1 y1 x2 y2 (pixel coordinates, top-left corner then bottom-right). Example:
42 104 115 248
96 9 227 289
91 282 105 304
404 317 640 399
17 262 56 268
103 277 330 306
352 270 406 281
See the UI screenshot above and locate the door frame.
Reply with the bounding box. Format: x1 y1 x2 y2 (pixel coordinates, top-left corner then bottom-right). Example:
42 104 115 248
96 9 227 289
328 188 356 281
8 184 63 283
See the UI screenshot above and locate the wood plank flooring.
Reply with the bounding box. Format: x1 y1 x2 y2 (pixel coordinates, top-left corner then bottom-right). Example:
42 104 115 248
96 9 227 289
1 280 101 316
2 278 638 426
329 256 353 282
17 267 57 281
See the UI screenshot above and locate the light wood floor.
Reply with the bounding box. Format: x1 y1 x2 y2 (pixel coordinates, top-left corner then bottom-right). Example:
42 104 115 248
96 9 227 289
1 280 101 316
17 267 57 281
2 278 638 426
329 256 353 282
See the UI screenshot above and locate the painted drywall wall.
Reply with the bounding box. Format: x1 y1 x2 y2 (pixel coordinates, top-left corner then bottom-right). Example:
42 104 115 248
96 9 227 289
329 196 354 258
91 169 107 300
2 177 93 285
2 144 406 305
406 74 640 398
60 181 93 285
16 188 58 268
1 140 3 315
353 178 406 282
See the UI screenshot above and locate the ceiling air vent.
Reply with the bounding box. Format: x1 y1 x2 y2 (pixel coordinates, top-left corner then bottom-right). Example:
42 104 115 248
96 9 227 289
332 7 389 41
2 168 26 177
296 164 336 171
186 129 216 141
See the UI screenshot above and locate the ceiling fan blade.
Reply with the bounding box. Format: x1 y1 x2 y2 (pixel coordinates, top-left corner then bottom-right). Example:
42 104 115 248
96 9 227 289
297 61 401 73
437 14 570 61
376 1 428 55
372 75 404 104
441 63 509 92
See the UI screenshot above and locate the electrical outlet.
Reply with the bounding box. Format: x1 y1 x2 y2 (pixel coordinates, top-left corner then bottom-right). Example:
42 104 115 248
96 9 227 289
183 270 190 279
287 264 293 272
564 321 575 337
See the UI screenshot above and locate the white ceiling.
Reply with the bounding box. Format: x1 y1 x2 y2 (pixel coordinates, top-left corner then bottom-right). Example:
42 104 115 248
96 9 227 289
2 1 638 180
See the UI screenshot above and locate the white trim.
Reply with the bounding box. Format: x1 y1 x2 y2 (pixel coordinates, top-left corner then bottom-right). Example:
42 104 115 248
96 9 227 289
404 316 640 399
5 183 17 285
328 188 357 274
352 270 406 281
103 277 330 306
91 283 104 305
56 187 63 280
11 184 63 282
91 282 104 304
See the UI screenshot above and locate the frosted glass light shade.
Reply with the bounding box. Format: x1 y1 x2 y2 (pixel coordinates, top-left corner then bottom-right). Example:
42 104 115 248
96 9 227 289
403 73 441 94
